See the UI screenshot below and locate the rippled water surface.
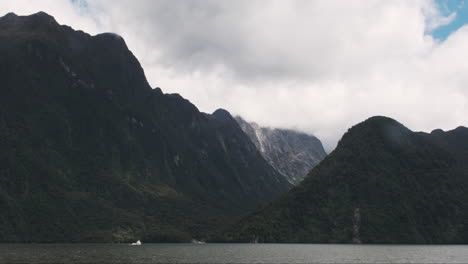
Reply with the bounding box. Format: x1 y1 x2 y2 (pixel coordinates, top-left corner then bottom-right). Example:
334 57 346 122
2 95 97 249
1 243 468 264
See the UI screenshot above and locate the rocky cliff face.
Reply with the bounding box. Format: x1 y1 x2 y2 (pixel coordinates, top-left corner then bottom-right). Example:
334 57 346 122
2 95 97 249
0 12 291 242
225 116 468 244
235 116 327 184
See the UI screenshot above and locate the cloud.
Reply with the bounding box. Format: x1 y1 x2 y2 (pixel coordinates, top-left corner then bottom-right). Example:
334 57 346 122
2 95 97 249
1 0 467 152
0 0 100 34
423 0 457 31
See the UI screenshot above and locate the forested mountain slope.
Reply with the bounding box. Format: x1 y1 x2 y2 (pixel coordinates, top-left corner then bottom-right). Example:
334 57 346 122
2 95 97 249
225 116 468 243
0 12 291 242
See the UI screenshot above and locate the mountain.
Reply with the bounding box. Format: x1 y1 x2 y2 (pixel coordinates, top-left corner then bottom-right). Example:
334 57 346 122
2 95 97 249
223 116 468 243
235 116 327 184
0 12 291 242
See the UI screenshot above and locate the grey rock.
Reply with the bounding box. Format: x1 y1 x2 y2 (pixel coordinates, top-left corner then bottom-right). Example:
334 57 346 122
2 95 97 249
235 116 327 184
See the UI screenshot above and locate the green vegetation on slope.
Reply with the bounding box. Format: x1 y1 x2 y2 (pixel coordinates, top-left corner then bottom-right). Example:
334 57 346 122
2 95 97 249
0 12 290 242
223 116 468 243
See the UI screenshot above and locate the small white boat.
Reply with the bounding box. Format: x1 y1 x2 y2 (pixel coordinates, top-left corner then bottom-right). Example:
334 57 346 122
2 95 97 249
130 240 142 246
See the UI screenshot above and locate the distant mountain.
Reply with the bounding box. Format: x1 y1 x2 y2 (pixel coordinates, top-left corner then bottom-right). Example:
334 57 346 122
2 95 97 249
235 116 326 184
0 12 291 242
223 116 468 243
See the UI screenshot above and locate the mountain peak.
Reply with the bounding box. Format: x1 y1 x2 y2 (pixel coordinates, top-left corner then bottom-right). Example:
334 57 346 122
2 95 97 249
431 128 445 135
1 12 17 19
0 11 61 36
227 116 468 244
1 11 58 24
362 115 400 126
212 108 234 121
31 11 57 21
345 116 406 136
0 12 291 242
338 115 411 149
0 12 152 97
95 32 126 46
235 116 327 185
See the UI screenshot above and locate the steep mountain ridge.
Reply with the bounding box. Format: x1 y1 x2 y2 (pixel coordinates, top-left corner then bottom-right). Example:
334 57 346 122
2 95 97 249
235 116 326 184
0 12 291 242
224 116 468 243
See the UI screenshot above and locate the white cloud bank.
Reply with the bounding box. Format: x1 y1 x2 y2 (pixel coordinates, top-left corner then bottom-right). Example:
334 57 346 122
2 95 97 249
1 0 467 151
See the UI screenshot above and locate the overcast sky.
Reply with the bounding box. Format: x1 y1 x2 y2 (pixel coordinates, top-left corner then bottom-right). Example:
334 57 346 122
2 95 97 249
2 0 468 151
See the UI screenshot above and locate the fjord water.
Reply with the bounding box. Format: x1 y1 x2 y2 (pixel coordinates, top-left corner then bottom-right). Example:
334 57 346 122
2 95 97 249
1 244 467 264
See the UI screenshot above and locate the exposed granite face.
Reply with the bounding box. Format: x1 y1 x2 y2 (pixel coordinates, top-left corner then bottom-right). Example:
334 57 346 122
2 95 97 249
225 116 468 244
235 116 327 184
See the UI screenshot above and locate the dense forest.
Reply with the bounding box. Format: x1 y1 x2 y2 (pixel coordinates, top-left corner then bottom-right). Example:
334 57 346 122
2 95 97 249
2 11 468 245
223 116 468 243
0 12 291 243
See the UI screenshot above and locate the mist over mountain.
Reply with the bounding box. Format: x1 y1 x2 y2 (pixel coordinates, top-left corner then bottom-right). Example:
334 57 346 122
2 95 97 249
3 11 468 246
235 116 326 184
223 116 468 244
0 12 291 242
